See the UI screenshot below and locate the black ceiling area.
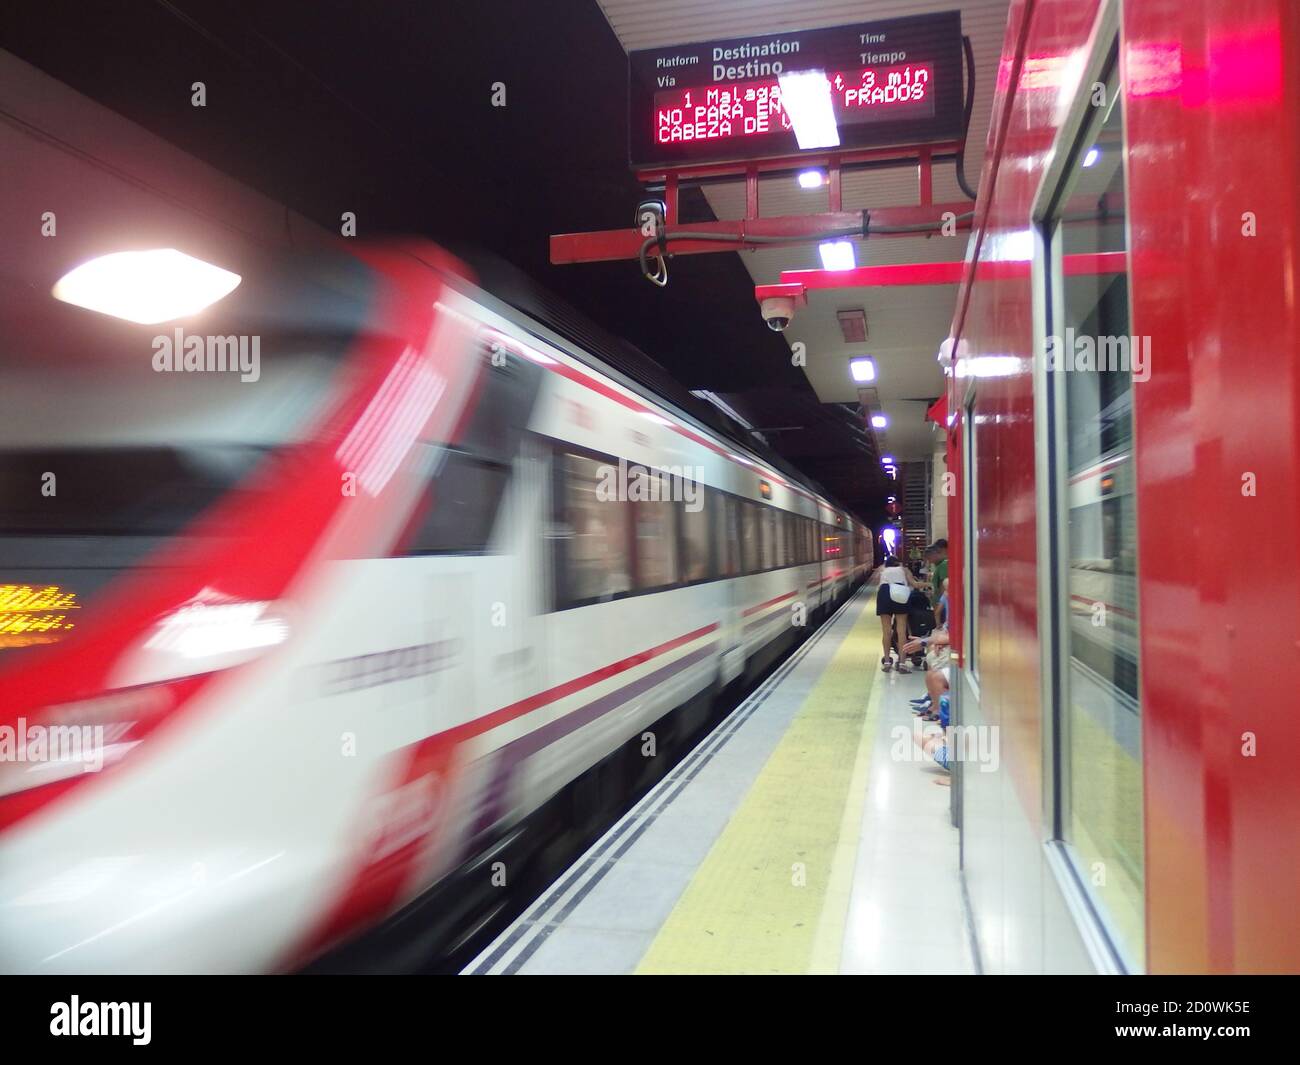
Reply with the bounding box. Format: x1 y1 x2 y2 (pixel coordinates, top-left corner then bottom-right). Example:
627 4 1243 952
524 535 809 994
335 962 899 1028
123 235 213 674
2 0 889 522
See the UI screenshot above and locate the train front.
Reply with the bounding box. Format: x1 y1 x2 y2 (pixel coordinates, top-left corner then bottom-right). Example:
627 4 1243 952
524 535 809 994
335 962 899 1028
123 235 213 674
0 238 486 972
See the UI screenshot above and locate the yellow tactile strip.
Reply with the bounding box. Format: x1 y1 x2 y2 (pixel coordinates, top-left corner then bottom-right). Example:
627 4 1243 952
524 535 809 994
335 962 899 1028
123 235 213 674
636 601 881 974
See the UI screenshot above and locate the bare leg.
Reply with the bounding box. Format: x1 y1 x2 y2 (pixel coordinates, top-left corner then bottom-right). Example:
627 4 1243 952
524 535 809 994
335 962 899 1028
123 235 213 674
880 615 893 663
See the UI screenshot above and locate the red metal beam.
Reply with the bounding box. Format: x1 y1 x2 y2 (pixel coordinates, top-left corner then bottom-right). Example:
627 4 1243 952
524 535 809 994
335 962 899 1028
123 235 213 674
632 141 966 183
781 260 965 288
775 251 1129 291
753 282 808 306
550 201 974 265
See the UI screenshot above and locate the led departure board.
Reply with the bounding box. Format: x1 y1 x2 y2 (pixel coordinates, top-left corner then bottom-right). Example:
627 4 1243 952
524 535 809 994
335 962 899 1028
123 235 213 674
629 11 963 167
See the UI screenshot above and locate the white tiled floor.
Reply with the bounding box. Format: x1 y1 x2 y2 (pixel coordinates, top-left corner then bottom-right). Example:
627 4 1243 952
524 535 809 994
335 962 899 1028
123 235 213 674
840 665 978 974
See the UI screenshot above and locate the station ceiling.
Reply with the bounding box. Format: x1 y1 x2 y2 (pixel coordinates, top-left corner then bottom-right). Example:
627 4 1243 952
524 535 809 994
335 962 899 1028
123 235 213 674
1 0 1011 522
597 0 1011 463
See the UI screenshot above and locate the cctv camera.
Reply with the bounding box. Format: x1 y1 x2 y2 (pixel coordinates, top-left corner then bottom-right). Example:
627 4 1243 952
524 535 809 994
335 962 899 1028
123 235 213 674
761 296 795 332
936 336 955 369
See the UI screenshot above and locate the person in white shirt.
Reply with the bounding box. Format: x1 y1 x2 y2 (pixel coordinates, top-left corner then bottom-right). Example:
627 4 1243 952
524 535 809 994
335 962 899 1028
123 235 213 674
873 554 919 672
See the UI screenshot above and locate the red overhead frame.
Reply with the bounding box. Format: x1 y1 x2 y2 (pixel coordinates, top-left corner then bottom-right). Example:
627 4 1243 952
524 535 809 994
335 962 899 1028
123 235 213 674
926 395 949 427
762 250 1128 298
549 142 972 265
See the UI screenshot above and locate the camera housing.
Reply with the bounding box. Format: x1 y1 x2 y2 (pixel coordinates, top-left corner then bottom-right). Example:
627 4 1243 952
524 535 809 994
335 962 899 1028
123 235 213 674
761 296 795 332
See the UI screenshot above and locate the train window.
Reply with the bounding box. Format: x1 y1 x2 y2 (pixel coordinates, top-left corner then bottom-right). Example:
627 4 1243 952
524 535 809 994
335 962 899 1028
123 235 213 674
716 492 740 578
740 501 760 574
1043 55 1143 965
680 486 713 583
554 451 632 608
404 448 509 555
633 495 679 591
786 513 798 566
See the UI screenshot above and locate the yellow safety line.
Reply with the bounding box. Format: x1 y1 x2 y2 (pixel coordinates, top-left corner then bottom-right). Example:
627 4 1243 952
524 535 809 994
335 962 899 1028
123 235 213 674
635 598 882 975
808 667 884 973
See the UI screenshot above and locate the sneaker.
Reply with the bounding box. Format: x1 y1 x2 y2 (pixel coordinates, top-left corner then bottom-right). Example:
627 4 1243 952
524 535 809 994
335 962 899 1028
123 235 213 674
910 695 931 706
881 657 893 672
895 661 912 674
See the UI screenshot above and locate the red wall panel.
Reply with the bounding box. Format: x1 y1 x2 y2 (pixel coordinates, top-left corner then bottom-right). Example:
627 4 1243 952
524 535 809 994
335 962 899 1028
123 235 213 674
948 0 1299 972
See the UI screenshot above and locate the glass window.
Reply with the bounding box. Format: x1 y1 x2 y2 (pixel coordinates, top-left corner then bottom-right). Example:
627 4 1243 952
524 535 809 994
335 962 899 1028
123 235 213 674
556 451 632 607
680 487 713 582
740 501 760 574
716 492 740 578
406 449 509 554
1047 61 1144 966
634 496 679 590
964 404 979 679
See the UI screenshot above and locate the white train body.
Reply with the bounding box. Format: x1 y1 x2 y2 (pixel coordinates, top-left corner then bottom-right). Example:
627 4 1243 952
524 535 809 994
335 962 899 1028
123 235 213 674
0 250 870 972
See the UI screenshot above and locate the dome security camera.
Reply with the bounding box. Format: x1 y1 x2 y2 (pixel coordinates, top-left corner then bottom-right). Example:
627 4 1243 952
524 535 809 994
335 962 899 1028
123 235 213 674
761 296 795 332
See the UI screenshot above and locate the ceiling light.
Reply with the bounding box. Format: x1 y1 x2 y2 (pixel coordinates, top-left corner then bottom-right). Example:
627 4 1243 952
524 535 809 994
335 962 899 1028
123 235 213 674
849 356 876 383
797 169 826 189
778 70 840 149
871 414 888 429
1083 147 1100 167
52 248 241 325
819 240 856 271
880 454 895 464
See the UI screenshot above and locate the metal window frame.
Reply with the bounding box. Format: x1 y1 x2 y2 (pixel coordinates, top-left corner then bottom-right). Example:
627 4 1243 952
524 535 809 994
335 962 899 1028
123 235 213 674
1028 0 1139 975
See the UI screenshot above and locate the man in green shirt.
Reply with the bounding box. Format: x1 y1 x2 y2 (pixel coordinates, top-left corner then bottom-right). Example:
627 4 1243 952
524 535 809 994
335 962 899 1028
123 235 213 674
928 539 949 622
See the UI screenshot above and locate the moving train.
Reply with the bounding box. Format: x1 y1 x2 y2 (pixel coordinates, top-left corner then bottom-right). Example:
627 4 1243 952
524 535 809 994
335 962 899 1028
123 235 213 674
0 234 871 972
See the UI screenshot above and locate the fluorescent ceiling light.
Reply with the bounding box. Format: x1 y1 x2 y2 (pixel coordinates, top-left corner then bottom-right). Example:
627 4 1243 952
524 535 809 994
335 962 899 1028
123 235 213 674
849 356 876 383
778 70 840 149
871 414 888 429
1083 147 1100 167
52 248 241 325
819 240 856 271
880 454 895 464
797 169 825 189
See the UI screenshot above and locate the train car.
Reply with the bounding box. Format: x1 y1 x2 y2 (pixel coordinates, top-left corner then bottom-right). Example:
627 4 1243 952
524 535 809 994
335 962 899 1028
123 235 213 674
0 227 870 972
941 0 1300 974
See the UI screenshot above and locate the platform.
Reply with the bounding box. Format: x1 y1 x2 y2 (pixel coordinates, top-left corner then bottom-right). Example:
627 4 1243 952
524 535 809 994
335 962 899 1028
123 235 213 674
465 587 979 975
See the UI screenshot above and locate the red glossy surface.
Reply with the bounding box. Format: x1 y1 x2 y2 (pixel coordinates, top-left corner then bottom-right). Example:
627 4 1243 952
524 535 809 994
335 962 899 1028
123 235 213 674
948 0 1300 973
1125 0 1300 975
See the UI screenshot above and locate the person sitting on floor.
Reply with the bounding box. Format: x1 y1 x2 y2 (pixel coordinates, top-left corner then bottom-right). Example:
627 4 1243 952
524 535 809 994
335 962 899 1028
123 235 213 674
903 627 951 720
912 692 952 774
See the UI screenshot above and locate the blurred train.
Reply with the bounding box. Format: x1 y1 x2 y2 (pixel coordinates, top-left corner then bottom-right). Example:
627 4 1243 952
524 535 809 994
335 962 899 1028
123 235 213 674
0 224 870 971
940 0 1300 975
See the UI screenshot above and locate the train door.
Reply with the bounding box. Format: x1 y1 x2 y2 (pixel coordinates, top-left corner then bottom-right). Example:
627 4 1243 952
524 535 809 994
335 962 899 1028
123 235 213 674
716 492 745 685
